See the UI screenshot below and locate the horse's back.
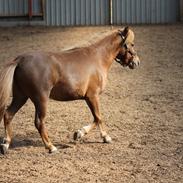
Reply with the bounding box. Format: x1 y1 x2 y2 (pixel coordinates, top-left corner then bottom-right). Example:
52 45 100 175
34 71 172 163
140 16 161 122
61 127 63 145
13 48 104 101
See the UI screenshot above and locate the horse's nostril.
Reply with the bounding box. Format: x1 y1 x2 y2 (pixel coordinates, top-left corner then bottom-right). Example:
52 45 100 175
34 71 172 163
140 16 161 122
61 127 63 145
134 60 140 66
129 60 140 69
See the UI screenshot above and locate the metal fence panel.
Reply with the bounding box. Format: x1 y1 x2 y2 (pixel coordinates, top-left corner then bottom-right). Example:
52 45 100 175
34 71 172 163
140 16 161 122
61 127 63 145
45 0 110 26
112 0 180 24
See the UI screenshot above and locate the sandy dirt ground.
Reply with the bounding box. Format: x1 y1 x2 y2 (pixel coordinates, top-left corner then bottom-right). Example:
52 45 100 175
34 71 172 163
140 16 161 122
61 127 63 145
0 25 182 183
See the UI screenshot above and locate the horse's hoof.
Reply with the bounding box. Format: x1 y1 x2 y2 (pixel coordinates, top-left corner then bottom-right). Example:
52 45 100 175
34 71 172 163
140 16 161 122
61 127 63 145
73 130 84 141
2 138 7 144
49 146 58 154
73 131 80 141
103 135 112 143
0 144 8 155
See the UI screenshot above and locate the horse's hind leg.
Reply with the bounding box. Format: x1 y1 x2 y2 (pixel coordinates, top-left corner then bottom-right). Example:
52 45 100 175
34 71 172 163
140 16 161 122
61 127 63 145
0 93 28 154
74 95 112 143
32 94 57 153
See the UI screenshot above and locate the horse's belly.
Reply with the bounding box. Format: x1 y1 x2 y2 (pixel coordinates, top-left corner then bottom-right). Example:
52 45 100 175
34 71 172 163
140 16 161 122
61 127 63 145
49 83 85 101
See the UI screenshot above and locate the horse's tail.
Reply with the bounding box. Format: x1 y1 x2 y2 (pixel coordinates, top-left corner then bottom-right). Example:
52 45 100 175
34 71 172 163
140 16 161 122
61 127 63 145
0 60 18 123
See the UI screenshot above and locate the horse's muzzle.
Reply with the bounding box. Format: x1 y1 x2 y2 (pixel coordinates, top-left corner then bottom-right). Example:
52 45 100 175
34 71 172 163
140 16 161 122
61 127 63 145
129 60 140 69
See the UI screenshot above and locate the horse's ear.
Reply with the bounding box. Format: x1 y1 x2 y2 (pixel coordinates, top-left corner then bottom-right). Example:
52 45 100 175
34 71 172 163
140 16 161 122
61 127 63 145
119 26 130 43
123 26 129 37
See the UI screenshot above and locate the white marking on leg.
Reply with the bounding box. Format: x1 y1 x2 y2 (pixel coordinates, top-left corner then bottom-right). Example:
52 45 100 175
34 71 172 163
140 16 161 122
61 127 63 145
74 123 96 141
2 138 7 144
0 143 10 153
82 124 93 134
101 131 107 138
77 129 85 138
3 143 9 149
49 145 57 153
103 135 112 143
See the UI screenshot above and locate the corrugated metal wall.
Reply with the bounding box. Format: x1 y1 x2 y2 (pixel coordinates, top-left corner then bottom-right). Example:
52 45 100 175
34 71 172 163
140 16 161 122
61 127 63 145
45 0 180 26
0 0 27 16
0 0 181 26
45 0 109 26
0 0 41 17
113 0 180 24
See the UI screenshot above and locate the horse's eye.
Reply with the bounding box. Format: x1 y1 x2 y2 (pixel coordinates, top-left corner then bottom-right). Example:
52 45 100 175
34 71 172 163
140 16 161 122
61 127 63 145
131 43 134 47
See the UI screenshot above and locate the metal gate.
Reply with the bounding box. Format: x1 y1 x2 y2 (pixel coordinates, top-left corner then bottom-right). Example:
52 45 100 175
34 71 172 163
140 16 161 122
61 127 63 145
0 0 44 20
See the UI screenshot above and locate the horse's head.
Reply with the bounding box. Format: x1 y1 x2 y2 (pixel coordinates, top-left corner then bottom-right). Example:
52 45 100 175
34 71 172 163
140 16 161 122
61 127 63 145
115 27 140 69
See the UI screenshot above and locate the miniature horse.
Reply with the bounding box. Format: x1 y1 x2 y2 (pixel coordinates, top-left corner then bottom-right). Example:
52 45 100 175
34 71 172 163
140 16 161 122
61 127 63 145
0 27 140 154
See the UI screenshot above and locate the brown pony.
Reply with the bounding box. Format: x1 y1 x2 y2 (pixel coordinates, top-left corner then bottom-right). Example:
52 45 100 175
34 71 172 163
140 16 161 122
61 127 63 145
0 27 140 154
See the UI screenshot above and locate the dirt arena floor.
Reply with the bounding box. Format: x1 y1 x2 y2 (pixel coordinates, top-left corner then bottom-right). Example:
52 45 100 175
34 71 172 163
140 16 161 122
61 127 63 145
0 24 182 183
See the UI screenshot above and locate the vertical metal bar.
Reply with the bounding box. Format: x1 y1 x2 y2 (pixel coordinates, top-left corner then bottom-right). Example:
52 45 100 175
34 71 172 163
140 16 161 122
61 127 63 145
110 0 113 25
181 0 183 21
41 0 44 18
28 0 32 20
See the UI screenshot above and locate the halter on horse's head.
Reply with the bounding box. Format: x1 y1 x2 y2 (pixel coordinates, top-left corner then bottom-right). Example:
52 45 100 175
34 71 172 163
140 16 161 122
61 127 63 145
115 27 140 69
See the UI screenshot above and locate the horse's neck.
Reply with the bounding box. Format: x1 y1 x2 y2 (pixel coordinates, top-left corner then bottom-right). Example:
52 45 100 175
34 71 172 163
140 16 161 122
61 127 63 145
93 32 121 71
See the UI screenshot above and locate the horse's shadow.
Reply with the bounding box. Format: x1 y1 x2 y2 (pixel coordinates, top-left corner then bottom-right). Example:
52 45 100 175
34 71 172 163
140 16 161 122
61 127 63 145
0 134 104 152
0 135 71 150
68 139 103 145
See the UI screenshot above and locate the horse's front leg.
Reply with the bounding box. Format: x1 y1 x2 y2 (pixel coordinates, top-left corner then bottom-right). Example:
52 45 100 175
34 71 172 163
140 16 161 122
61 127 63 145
74 95 112 143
